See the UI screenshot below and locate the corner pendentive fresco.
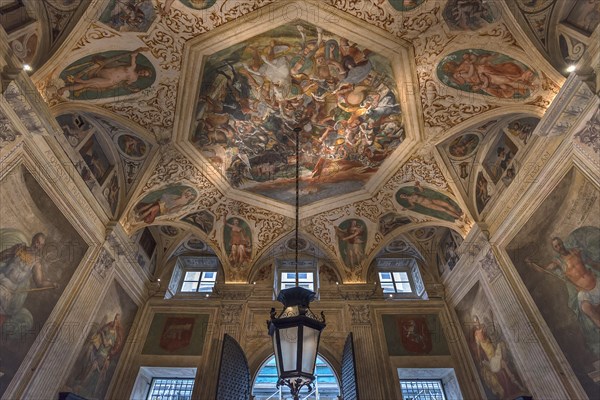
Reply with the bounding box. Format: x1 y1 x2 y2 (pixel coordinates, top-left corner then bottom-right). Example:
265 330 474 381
193 22 405 205
63 280 138 400
455 282 529 399
507 168 600 398
0 166 87 397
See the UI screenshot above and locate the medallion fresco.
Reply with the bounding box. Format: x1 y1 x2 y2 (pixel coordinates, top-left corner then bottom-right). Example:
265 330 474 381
133 185 197 224
192 22 404 205
388 0 425 12
181 210 215 235
442 0 499 31
179 0 217 10
100 0 156 32
116 134 147 159
448 133 480 159
0 166 87 397
455 283 529 399
506 169 600 398
396 184 462 222
58 49 156 100
437 49 537 99
379 212 411 236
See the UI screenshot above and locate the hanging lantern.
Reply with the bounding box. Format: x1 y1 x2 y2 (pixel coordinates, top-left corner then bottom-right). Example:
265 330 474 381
268 286 326 399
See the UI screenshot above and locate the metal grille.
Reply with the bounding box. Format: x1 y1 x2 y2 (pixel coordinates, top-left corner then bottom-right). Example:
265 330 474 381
215 334 251 400
341 333 359 400
146 378 194 400
400 380 446 400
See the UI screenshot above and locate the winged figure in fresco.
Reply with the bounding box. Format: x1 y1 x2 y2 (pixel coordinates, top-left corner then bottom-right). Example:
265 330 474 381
0 228 58 333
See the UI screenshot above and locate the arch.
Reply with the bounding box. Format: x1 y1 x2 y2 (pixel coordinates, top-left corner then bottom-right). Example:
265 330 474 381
251 353 341 399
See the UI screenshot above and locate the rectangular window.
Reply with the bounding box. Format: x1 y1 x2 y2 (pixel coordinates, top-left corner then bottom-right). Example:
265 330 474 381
147 378 195 400
379 271 412 293
181 270 217 293
280 271 315 291
400 380 447 400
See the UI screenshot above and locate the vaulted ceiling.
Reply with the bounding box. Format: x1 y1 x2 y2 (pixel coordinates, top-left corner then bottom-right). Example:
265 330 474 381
3 0 597 284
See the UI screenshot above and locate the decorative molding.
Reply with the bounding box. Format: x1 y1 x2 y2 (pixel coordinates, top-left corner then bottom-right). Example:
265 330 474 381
222 304 244 324
573 104 600 157
339 284 380 301
534 74 595 137
0 113 20 148
213 283 254 300
348 304 371 325
479 249 502 283
92 247 115 279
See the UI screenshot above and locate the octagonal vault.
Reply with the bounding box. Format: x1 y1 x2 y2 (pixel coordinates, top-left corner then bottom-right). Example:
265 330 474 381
174 1 421 207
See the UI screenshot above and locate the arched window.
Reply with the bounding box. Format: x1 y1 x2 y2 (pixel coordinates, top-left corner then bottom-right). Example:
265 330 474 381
252 354 340 400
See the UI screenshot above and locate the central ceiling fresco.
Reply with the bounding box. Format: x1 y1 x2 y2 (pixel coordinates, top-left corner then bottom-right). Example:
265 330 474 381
192 21 404 205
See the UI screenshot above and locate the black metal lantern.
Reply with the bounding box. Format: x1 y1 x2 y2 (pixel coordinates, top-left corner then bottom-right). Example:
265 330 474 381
268 287 326 399
267 127 326 399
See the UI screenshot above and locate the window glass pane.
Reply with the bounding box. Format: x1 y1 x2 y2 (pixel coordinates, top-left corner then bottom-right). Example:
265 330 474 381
396 282 412 293
393 271 409 282
181 281 199 292
298 272 307 279
379 272 392 281
202 271 216 281
299 283 314 291
199 283 215 292
184 271 201 281
282 273 296 281
381 283 395 293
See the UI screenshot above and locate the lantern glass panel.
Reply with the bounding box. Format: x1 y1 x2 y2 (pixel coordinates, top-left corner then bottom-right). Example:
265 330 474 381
272 334 281 374
279 326 299 372
301 326 319 374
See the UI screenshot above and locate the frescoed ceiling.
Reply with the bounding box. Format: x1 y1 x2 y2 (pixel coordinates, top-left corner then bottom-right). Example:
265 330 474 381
8 0 586 283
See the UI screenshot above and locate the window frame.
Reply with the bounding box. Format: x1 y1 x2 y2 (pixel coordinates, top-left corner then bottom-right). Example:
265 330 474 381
167 256 220 298
376 258 426 299
146 377 195 400
274 258 319 297
399 379 447 400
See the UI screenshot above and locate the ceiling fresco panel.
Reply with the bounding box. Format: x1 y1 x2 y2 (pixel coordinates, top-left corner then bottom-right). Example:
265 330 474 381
191 21 406 205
